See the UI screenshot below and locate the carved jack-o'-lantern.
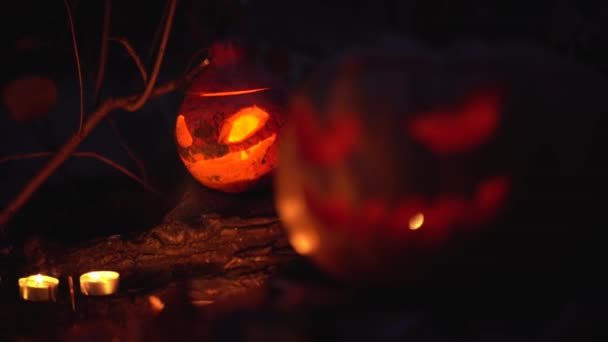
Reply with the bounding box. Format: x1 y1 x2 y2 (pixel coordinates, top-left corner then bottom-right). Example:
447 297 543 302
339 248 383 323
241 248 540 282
176 41 285 193
275 37 604 287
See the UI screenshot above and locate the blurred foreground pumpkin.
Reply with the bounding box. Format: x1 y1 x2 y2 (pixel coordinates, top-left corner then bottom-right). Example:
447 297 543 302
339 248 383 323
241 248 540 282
2 75 57 123
176 40 286 193
275 37 605 288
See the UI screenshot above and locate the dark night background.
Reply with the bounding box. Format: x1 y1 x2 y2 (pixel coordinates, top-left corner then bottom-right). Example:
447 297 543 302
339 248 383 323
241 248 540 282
0 0 607 340
0 0 608 238
1 0 607 241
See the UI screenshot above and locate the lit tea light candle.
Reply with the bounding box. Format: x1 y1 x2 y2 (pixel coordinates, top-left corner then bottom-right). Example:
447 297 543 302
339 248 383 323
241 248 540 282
79 271 120 296
18 274 60 302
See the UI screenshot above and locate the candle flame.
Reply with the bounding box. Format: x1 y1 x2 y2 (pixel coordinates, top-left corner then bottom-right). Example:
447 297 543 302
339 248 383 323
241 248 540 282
409 212 424 230
35 274 43 284
89 272 100 280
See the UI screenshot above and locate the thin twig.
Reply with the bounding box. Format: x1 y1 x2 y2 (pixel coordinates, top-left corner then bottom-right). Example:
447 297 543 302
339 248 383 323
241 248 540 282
0 151 157 194
147 0 172 64
104 35 149 182
63 0 85 134
92 1 149 186
125 0 177 112
0 58 209 232
107 116 148 182
109 37 148 84
0 152 54 163
75 151 157 193
93 0 112 105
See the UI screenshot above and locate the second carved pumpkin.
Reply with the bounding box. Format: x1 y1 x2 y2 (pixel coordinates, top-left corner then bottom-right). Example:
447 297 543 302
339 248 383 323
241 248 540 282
275 37 605 287
176 41 286 193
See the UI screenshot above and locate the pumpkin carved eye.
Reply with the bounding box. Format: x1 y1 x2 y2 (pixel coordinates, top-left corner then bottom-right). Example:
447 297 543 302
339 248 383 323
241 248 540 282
407 90 501 155
218 105 270 144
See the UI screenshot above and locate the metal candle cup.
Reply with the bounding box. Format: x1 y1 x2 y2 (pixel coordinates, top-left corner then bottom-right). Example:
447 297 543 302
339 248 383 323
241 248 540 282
18 274 60 302
79 271 120 296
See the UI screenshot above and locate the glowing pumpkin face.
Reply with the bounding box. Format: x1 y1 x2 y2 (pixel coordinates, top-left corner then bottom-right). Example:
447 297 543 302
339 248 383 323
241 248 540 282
275 37 603 287
176 42 285 193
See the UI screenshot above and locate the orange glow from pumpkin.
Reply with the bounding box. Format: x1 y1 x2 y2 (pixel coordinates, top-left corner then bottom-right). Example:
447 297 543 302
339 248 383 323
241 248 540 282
278 194 321 256
198 88 269 97
293 97 361 165
175 115 193 148
219 106 270 143
289 231 319 255
229 114 261 142
148 295 165 313
409 212 424 230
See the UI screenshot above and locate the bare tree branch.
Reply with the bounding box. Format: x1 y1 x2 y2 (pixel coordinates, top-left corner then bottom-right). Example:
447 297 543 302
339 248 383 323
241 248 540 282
92 2 148 186
107 116 149 182
0 0 209 237
125 0 177 112
147 0 173 64
0 57 209 234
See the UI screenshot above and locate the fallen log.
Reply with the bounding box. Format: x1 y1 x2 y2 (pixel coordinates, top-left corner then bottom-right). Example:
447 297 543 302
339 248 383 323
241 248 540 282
22 185 297 301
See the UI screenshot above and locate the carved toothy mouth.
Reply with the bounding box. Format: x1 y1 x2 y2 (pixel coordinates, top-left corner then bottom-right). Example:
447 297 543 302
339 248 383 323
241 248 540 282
301 175 511 237
181 133 277 185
